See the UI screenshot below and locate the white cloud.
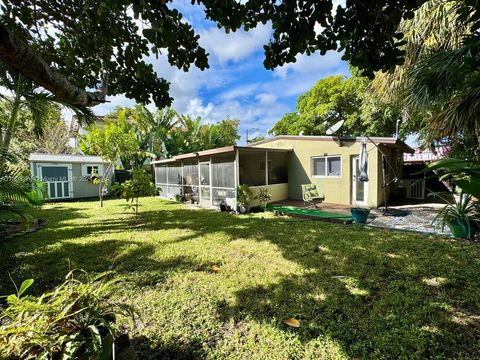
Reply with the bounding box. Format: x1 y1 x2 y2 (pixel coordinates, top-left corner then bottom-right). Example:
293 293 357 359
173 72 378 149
199 24 271 64
255 93 277 105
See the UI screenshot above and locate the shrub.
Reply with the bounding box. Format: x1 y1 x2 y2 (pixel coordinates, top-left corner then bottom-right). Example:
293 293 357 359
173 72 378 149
0 271 134 359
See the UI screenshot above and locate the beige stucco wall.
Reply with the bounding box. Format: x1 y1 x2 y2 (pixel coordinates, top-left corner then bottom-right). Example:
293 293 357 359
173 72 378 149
251 138 385 207
249 183 289 207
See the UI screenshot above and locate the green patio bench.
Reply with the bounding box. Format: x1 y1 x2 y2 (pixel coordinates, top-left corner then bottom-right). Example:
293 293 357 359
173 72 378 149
301 184 325 208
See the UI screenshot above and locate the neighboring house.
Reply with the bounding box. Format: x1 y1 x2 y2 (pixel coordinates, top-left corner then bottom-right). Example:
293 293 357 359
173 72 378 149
29 153 112 200
151 135 413 208
401 147 450 200
68 115 110 150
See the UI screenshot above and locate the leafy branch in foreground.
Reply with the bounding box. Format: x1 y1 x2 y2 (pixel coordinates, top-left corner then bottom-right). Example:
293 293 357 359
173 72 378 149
0 270 135 360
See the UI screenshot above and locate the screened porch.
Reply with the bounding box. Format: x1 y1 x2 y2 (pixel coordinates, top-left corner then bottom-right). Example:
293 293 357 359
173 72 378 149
152 146 290 209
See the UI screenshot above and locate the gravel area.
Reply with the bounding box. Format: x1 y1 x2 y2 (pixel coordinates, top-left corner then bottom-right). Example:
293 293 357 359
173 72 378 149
366 204 453 237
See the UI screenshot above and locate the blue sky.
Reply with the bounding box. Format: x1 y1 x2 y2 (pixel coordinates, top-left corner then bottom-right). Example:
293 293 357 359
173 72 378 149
93 0 350 143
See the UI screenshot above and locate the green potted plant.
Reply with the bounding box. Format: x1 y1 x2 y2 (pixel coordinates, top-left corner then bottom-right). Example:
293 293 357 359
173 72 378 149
254 187 272 209
434 192 479 239
237 184 253 214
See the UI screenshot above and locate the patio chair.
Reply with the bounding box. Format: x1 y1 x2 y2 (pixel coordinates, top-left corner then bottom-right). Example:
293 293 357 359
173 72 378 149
301 184 325 208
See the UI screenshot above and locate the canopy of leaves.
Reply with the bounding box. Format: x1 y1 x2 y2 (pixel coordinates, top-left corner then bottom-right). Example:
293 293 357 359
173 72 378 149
269 72 412 137
80 110 140 169
1 0 429 108
165 116 240 156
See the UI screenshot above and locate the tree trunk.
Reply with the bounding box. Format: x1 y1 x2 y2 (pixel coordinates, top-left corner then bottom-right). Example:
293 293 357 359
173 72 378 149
0 24 105 107
2 76 21 150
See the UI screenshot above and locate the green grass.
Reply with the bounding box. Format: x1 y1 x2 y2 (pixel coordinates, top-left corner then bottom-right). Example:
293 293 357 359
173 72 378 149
1 198 479 359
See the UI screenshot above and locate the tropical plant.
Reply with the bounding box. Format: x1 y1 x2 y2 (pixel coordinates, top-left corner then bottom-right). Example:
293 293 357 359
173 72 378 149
0 65 92 152
80 109 142 206
0 147 45 218
112 169 156 222
254 188 272 208
0 270 135 360
432 192 479 238
237 185 253 214
165 115 240 157
371 0 480 159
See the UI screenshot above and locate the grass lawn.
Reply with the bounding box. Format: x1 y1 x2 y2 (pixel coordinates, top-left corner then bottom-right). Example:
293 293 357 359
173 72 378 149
1 198 479 359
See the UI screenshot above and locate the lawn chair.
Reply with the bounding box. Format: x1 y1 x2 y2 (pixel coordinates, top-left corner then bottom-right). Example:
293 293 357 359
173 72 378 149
301 184 325 208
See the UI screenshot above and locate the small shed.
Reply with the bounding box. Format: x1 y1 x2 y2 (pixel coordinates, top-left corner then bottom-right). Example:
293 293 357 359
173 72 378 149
29 153 112 200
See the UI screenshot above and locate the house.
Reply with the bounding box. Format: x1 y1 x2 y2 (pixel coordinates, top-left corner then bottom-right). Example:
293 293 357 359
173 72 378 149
400 146 450 200
29 153 112 200
151 135 414 208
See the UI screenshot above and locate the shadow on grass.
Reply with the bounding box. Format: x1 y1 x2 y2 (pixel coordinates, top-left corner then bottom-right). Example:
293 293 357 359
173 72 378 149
1 200 479 358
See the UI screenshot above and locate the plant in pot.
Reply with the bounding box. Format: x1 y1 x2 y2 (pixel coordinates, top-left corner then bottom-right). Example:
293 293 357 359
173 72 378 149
237 184 253 214
350 201 371 224
254 187 272 210
433 192 479 239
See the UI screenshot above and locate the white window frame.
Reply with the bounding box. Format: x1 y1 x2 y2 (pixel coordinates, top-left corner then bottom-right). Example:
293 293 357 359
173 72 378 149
36 163 73 199
311 155 342 178
81 164 104 177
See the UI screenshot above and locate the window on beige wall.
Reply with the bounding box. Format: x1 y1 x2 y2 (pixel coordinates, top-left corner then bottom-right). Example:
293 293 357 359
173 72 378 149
312 155 341 177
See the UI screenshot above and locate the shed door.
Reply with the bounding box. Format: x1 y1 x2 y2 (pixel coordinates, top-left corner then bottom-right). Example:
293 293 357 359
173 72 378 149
38 164 72 199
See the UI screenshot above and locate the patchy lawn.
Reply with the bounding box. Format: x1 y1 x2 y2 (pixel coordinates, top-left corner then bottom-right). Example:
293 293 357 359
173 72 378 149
1 198 479 359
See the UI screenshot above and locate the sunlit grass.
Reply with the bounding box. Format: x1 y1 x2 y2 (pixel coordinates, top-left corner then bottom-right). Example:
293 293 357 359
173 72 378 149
1 197 479 359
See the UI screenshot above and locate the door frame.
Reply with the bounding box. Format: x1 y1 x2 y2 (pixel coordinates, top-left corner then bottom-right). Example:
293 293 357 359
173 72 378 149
351 156 368 206
36 163 73 200
199 160 212 205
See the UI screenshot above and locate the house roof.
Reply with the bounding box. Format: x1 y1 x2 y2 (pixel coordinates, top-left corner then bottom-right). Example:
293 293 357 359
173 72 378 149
29 153 106 163
150 145 292 165
247 135 414 153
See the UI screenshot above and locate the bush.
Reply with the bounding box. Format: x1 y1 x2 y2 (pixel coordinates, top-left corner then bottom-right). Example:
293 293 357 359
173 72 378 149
0 271 134 359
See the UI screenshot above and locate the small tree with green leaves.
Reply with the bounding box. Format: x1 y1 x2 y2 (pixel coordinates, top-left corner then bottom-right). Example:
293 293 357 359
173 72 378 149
80 109 140 207
113 169 155 223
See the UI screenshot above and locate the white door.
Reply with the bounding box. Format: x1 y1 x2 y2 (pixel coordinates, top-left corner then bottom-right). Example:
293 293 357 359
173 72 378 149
352 157 367 205
38 164 72 200
199 161 211 205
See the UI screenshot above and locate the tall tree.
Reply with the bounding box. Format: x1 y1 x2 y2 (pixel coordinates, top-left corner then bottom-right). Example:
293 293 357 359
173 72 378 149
164 116 240 156
270 72 406 137
8 103 71 165
0 1 429 109
0 65 91 154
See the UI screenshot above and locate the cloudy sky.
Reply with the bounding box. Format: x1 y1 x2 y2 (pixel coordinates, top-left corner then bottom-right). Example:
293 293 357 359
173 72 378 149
92 0 350 143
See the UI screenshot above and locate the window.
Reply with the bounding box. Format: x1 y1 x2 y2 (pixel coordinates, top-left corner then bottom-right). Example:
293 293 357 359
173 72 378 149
82 164 103 177
312 156 341 177
86 166 98 175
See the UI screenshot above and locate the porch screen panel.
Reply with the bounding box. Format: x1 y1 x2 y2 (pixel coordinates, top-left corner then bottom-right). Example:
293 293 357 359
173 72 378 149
168 164 181 185
183 161 198 185
239 152 266 186
183 160 199 202
155 165 167 184
268 152 288 184
211 154 235 188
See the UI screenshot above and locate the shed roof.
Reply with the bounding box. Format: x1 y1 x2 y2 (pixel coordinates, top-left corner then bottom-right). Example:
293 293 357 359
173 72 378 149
29 153 106 163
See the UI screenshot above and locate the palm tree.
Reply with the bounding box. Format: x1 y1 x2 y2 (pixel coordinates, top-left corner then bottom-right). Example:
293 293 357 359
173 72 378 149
0 64 93 152
0 147 45 217
406 1 480 159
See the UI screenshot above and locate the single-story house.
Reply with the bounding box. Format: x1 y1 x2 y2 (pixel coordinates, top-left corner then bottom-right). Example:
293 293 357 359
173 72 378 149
151 135 414 208
29 153 112 200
